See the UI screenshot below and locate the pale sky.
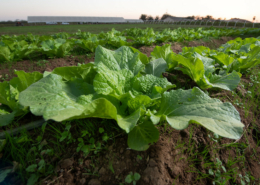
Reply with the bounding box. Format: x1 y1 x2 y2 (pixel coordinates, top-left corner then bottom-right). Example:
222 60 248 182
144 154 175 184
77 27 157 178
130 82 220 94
0 0 259 22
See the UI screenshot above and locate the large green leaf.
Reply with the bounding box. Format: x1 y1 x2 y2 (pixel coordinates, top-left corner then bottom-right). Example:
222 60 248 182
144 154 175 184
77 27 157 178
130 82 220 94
207 71 241 91
93 63 134 96
237 46 260 71
19 74 94 120
130 47 149 65
10 70 43 92
175 55 205 84
132 74 173 98
144 58 168 77
0 46 12 62
156 87 244 139
213 53 235 66
150 44 178 69
51 63 96 84
127 121 159 151
19 74 141 133
94 45 145 75
193 52 215 77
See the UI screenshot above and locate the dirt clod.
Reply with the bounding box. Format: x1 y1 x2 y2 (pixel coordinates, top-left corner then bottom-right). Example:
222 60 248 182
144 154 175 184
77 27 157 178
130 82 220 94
88 179 101 185
60 158 74 169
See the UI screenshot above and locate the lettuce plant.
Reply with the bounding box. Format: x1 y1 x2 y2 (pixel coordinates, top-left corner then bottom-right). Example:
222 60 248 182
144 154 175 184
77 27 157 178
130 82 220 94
16 45 244 151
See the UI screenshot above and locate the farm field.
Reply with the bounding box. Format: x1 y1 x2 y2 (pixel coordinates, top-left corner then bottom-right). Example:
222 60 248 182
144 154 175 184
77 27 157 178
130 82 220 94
0 24 213 36
0 23 258 36
0 26 260 185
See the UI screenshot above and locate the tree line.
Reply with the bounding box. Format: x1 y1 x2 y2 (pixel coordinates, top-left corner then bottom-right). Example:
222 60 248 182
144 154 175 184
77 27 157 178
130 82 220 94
139 13 225 21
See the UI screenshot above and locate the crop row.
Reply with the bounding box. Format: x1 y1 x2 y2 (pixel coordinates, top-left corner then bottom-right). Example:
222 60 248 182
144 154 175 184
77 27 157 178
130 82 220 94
1 27 260 63
1 36 259 151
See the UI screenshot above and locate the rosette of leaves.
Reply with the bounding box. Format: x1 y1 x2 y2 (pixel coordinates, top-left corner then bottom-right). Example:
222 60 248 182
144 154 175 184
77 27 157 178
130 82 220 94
19 45 244 151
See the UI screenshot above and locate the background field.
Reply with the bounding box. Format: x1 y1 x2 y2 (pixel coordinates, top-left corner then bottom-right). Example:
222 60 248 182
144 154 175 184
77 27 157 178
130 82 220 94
0 23 247 35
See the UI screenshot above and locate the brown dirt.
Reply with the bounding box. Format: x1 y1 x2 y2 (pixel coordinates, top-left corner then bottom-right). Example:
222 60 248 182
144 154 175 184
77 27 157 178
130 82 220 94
0 55 94 82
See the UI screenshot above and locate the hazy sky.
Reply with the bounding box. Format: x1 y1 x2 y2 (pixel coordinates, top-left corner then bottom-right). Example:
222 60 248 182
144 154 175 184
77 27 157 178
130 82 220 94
0 0 259 22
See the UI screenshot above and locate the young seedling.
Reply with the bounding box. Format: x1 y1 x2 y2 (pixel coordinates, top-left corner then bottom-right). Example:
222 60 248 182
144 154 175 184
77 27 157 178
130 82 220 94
125 172 141 185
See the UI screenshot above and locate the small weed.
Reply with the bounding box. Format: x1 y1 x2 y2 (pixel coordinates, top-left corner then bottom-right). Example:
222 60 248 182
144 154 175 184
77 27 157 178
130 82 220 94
209 158 230 185
125 172 141 185
36 60 49 68
0 74 9 81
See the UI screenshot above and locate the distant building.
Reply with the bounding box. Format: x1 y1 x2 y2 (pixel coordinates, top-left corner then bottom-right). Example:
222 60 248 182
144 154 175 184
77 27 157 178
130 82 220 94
27 16 126 24
125 19 144 23
162 16 188 22
229 18 252 23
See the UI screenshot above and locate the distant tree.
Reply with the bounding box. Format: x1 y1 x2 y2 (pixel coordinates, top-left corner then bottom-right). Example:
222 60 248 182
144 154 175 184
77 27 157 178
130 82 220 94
161 13 171 20
139 14 148 21
147 15 154 21
195 15 200 20
217 17 222 20
155 16 160 21
187 15 195 20
203 15 214 20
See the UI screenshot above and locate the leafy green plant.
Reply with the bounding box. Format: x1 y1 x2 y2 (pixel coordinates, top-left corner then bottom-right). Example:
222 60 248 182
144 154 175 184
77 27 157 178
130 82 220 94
125 172 141 185
13 45 244 151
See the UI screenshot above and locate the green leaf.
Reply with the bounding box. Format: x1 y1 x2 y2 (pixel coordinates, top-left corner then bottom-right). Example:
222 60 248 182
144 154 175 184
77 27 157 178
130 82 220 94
0 169 12 183
193 52 215 77
19 74 94 121
0 46 12 63
128 121 159 151
10 70 43 92
0 111 16 127
175 55 205 84
81 145 90 154
130 47 149 65
134 173 141 181
38 159 45 173
27 174 40 185
150 44 178 69
93 64 134 96
207 71 241 91
156 87 244 139
144 58 168 77
125 173 133 183
208 169 214 176
26 164 37 173
19 74 140 133
0 81 19 110
95 45 145 75
51 63 96 84
213 53 235 66
132 74 173 98
237 46 260 71
117 109 142 133
99 128 104 133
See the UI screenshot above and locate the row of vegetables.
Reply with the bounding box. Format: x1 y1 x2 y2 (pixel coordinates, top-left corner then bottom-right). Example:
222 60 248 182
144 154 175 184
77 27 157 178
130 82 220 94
1 36 259 151
1 27 260 63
